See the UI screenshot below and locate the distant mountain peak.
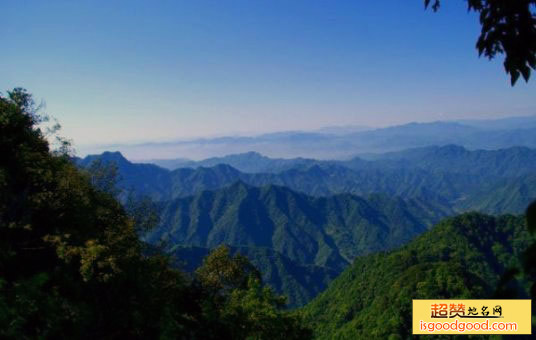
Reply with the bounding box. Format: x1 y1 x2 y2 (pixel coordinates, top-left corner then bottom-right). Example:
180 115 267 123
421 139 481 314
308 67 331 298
100 151 128 161
241 151 264 157
77 151 130 167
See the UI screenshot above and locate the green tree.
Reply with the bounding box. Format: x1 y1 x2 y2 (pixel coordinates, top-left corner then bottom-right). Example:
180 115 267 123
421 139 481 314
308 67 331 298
86 159 121 198
425 0 536 85
0 88 312 338
0 89 193 338
303 213 533 338
222 277 312 339
523 201 536 298
196 245 261 298
195 246 312 339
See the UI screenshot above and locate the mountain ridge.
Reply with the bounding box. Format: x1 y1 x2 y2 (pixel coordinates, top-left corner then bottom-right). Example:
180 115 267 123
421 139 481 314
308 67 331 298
303 212 534 338
147 182 445 269
85 117 536 159
78 146 536 215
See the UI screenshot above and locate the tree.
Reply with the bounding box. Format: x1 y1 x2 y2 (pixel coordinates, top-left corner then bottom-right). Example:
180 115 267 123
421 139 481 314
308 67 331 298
1 88 313 339
195 246 312 339
196 245 261 298
86 159 121 198
221 277 312 339
523 201 536 298
425 0 536 85
0 89 194 338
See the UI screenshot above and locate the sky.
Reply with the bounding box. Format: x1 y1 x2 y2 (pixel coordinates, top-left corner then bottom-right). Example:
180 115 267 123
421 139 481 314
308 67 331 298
2 0 536 156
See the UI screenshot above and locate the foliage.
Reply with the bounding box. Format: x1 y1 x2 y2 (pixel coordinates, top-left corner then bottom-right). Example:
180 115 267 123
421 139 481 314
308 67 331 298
302 213 534 338
425 0 536 85
193 245 312 339
221 277 311 340
86 159 121 198
0 89 311 339
196 245 261 298
0 88 192 338
148 181 442 271
171 245 339 308
522 200 536 298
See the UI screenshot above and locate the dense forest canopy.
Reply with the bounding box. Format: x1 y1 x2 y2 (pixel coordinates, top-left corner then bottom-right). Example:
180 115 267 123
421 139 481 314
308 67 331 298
0 88 311 339
303 212 535 338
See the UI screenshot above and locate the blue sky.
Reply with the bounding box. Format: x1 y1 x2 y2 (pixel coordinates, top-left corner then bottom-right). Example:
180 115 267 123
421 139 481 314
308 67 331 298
2 0 535 154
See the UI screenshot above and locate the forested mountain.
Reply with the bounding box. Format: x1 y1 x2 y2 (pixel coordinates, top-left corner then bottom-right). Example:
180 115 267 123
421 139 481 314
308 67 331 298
5 0 536 334
146 144 536 177
147 182 444 268
169 245 339 308
77 151 173 201
457 174 536 214
367 145 536 177
142 182 447 306
76 143 536 309
79 145 536 215
303 213 534 338
72 144 536 308
4 88 536 337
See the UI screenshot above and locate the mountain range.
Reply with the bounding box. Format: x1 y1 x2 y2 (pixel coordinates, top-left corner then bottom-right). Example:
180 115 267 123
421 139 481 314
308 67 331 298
147 182 443 268
77 145 536 215
75 143 536 307
91 115 536 160
144 182 446 307
303 213 534 338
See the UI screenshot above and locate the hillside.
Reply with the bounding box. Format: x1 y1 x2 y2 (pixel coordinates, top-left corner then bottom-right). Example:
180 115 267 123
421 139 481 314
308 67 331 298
368 145 536 178
169 245 339 308
457 174 536 214
147 182 445 268
303 213 533 338
79 146 536 215
77 151 173 201
146 144 536 178
143 182 448 306
77 146 536 307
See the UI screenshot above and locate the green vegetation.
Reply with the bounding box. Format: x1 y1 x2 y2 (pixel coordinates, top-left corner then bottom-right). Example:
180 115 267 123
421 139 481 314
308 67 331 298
144 182 447 307
426 0 536 85
0 89 311 339
80 145 536 216
169 245 339 308
193 245 311 339
458 174 536 214
303 213 534 338
4 87 534 338
149 182 442 267
81 144 536 307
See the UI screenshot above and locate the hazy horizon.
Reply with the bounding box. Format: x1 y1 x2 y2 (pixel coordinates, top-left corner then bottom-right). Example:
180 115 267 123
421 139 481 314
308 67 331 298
74 114 536 161
2 0 536 157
